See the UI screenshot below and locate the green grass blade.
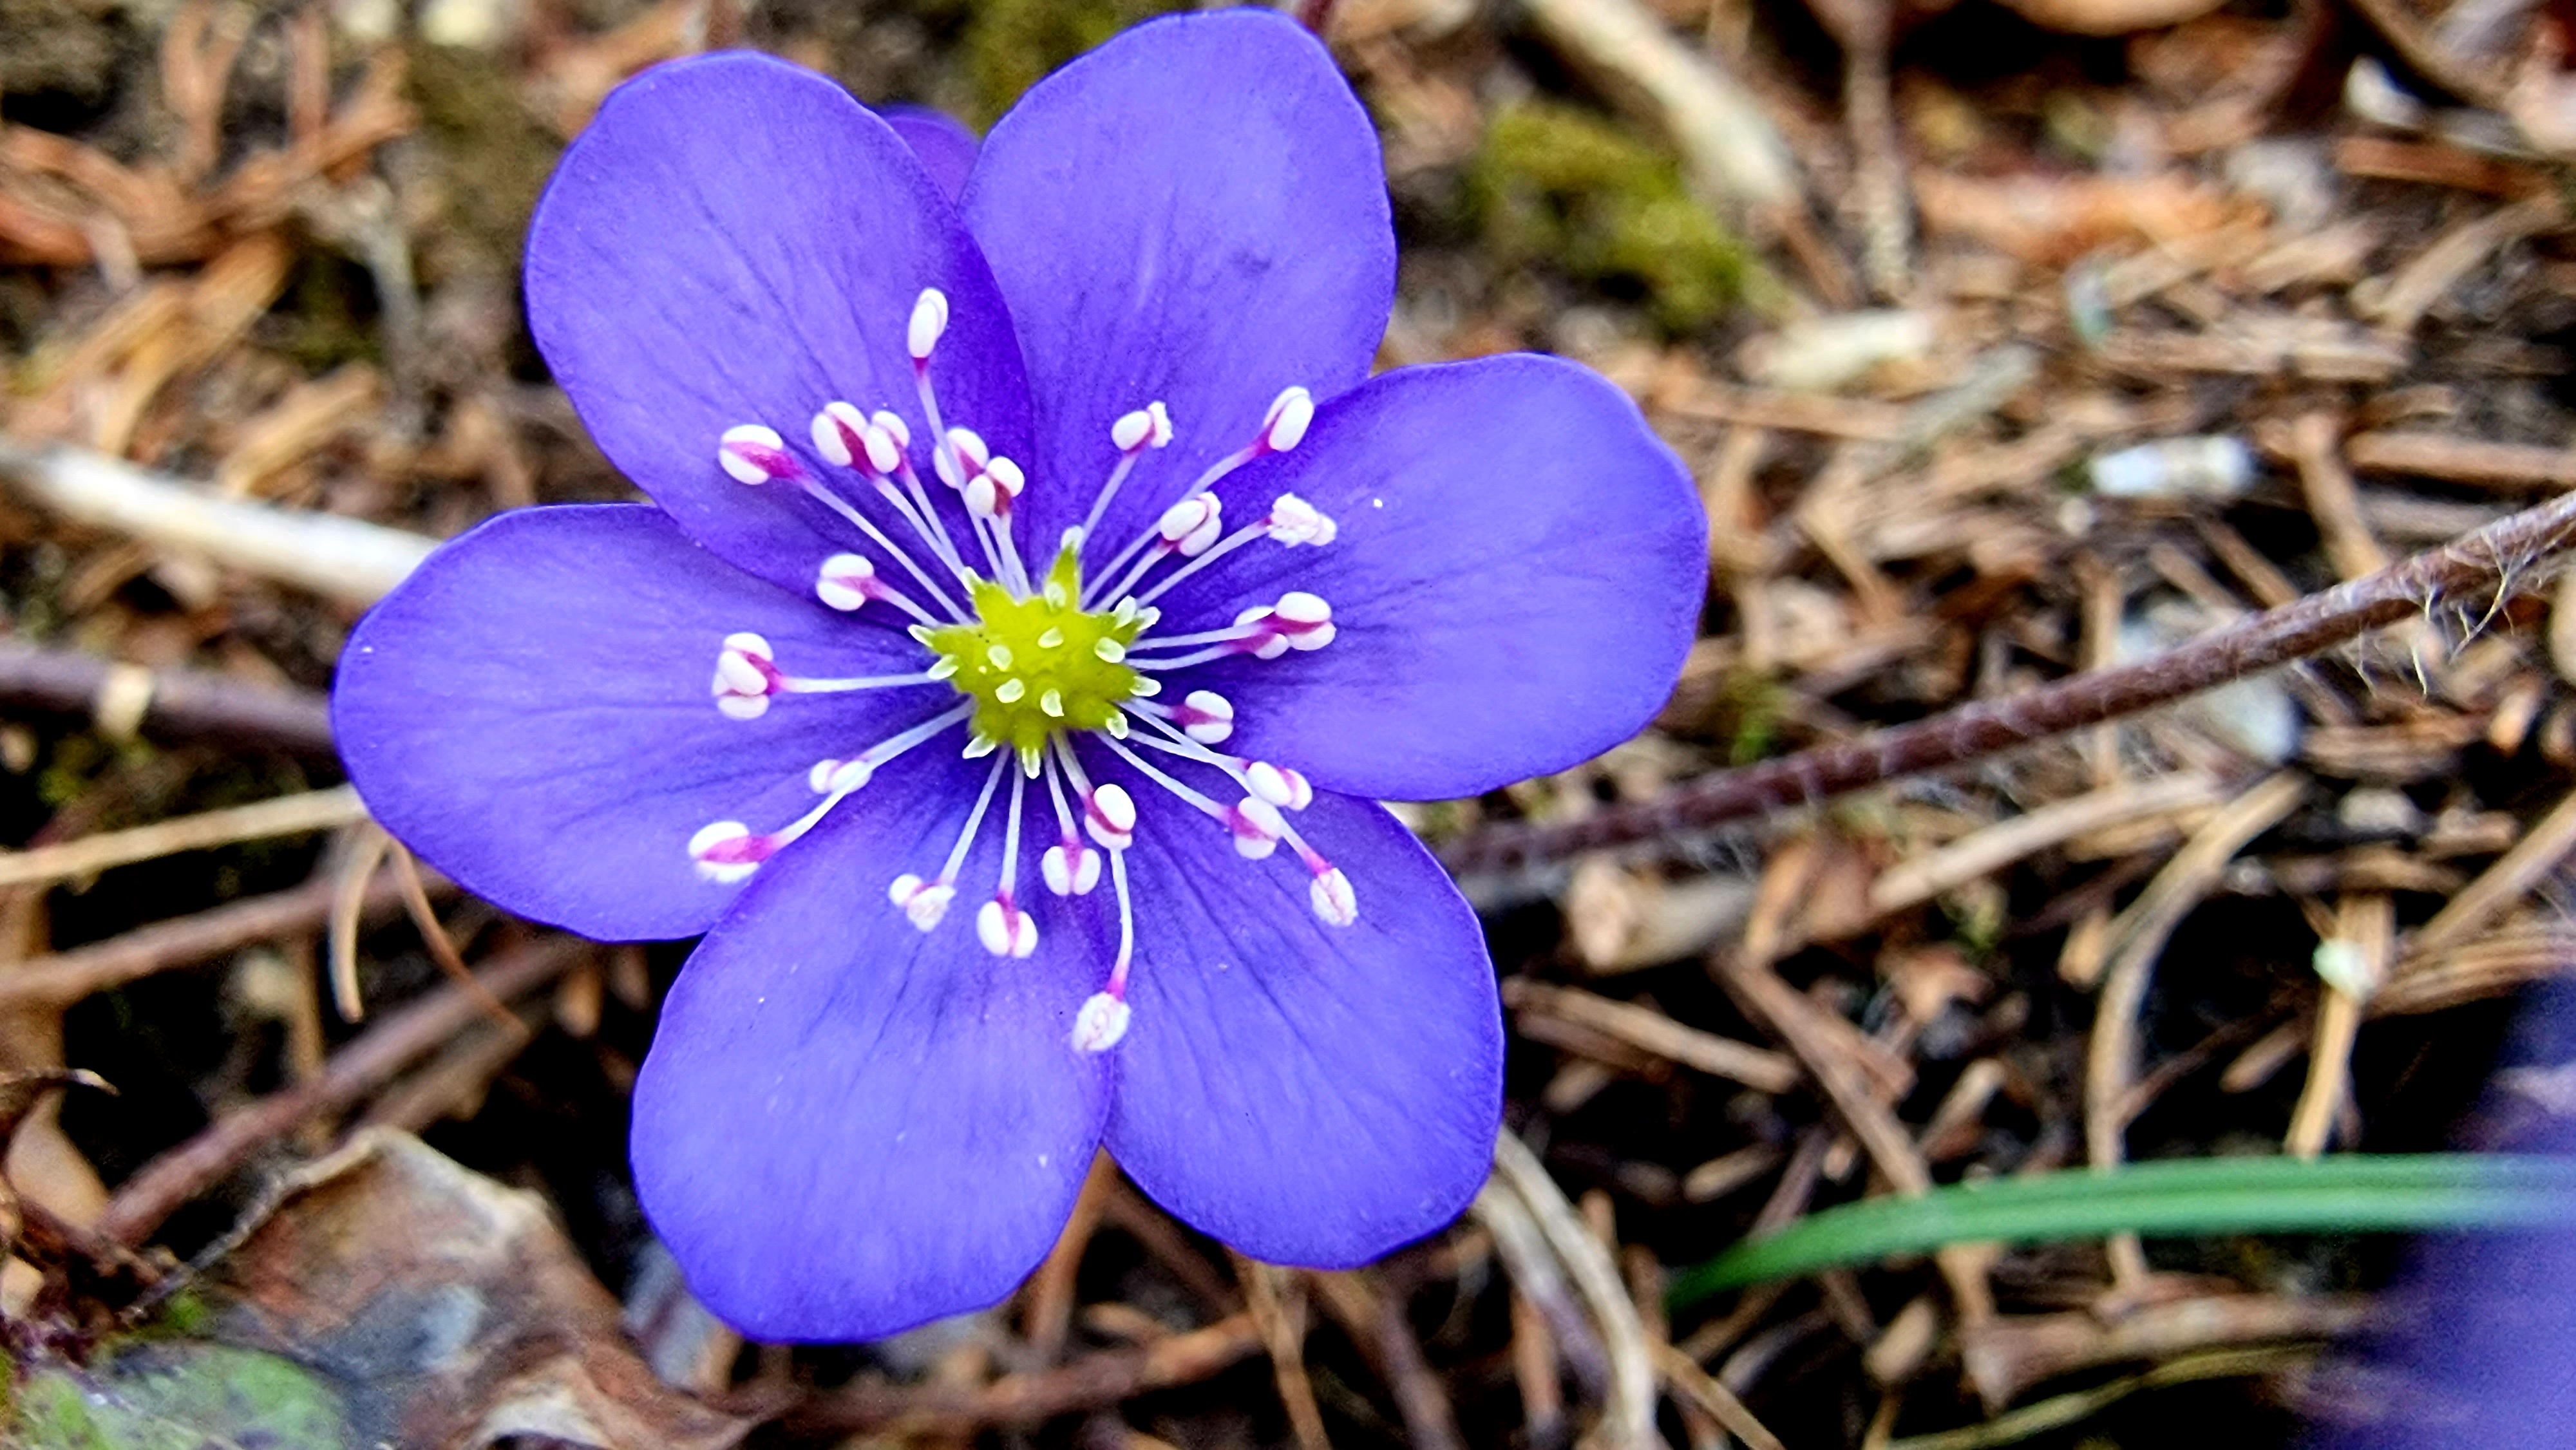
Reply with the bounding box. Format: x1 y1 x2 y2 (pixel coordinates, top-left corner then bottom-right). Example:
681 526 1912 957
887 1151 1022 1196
1669 1154 2576 1310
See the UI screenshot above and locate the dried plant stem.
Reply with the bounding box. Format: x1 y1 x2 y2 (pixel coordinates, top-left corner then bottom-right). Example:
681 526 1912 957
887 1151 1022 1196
786 1313 1264 1433
96 935 584 1245
1444 490 2576 876
0 435 435 606
0 641 336 756
0 786 366 889
0 862 438 1010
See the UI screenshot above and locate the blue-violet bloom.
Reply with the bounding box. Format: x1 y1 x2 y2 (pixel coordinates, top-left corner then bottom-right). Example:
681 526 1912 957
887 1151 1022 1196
332 10 1703 1341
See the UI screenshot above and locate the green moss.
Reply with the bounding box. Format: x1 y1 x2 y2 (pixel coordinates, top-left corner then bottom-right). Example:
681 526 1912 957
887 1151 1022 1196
9 1341 352 1449
960 0 1190 125
404 43 564 281
1469 100 1751 332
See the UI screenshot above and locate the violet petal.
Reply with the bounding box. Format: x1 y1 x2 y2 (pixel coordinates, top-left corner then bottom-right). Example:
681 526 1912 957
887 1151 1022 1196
334 504 947 941
526 51 1032 598
961 10 1393 555
1172 354 1705 800
634 751 1114 1341
1098 769 1501 1267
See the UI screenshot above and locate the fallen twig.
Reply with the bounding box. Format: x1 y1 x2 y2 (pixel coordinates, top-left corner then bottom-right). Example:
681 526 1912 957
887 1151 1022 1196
0 862 440 1010
1444 491 2576 876
0 435 437 606
0 640 335 756
0 786 368 890
784 1313 1265 1433
97 935 584 1245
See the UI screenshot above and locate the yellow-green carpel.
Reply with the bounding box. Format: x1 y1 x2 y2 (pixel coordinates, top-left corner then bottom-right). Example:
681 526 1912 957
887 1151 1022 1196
917 549 1154 770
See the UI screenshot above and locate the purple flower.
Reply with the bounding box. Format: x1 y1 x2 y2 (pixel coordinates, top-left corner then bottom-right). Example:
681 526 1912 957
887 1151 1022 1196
332 10 1702 1341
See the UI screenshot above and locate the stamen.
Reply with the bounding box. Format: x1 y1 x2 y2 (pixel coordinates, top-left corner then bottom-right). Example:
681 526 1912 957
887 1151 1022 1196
1071 988 1131 1053
1041 753 1102 896
1076 401 1177 549
718 423 804 485
795 479 967 621
688 701 971 880
1053 737 1135 851
1128 491 1337 610
712 632 780 719
907 287 949 362
815 553 942 628
1092 492 1222 609
1245 760 1314 811
889 753 1007 931
1177 689 1234 744
1259 385 1316 454
976 771 1037 958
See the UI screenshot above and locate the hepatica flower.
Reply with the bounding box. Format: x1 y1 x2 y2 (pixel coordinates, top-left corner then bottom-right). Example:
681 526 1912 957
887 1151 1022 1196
333 10 1701 1339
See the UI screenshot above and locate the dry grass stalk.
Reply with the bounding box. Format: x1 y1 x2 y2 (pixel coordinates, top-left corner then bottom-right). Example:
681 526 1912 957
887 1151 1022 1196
0 786 366 890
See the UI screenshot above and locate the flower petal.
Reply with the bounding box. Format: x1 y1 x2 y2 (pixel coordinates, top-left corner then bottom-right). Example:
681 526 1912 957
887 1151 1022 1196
1170 354 1705 800
527 52 1032 596
1100 773 1500 1266
633 751 1114 1341
880 105 978 203
334 504 945 941
961 10 1393 554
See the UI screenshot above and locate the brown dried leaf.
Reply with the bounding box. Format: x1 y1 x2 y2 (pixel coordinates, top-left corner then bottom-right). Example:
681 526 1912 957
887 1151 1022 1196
192 1129 749 1450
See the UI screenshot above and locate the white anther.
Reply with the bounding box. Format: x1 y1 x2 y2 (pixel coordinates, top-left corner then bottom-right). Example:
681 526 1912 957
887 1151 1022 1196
1131 677 1161 696
1309 867 1357 927
997 678 1027 703
889 873 955 930
1245 761 1313 811
985 456 1025 497
1260 386 1314 453
963 733 999 759
1112 408 1153 453
976 898 1039 958
1180 690 1235 744
860 422 903 475
816 554 876 611
1229 796 1286 860
963 472 1005 519
1154 492 1224 556
1072 992 1132 1053
869 410 911 449
1273 591 1336 651
811 402 867 466
808 759 840 793
1043 840 1102 896
712 632 776 717
1094 638 1126 664
826 758 874 793
1085 783 1137 851
718 423 793 485
1156 493 1213 545
907 288 949 361
688 821 761 883
1265 493 1338 546
1039 688 1065 718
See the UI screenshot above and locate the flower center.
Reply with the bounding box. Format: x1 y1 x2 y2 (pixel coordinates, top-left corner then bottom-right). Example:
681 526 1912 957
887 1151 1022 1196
689 288 1362 1056
920 551 1151 764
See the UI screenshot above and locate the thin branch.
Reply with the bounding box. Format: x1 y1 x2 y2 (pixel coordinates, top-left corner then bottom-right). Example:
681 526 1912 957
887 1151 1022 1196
0 863 440 1010
784 1313 1264 1433
1443 490 2576 876
96 935 584 1246
0 640 336 757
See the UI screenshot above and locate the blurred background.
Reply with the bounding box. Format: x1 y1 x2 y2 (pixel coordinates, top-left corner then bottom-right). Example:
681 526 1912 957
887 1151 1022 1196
5 0 2576 1445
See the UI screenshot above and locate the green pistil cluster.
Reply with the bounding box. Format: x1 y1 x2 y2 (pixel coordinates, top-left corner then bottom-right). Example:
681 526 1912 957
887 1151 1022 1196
921 549 1148 762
